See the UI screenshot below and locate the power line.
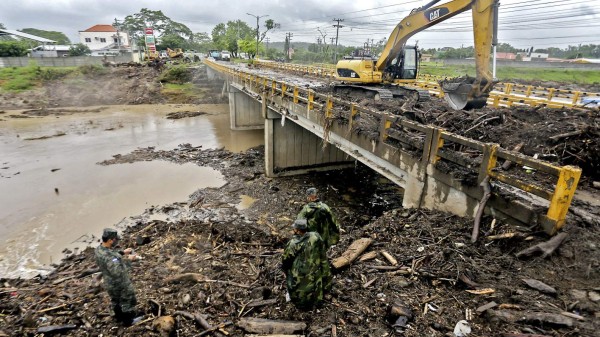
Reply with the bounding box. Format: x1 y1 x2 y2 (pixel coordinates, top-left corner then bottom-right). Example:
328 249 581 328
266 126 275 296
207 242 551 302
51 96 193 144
332 18 344 62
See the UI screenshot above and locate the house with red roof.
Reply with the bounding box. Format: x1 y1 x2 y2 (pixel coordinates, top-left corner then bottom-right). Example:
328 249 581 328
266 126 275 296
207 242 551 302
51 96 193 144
79 24 130 56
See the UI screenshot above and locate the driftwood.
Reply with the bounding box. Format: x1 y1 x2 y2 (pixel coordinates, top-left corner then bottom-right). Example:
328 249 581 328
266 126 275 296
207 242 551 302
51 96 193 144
380 250 398 266
486 232 522 240
246 299 278 308
522 279 557 295
549 128 587 142
197 321 234 337
516 233 568 258
237 317 306 335
501 142 524 170
165 273 250 288
37 325 77 333
358 251 378 262
332 238 373 269
472 176 491 243
488 310 574 327
173 311 211 330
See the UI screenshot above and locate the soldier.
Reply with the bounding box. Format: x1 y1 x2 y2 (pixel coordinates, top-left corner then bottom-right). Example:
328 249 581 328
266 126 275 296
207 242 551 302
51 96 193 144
95 228 140 326
297 187 340 249
282 219 332 309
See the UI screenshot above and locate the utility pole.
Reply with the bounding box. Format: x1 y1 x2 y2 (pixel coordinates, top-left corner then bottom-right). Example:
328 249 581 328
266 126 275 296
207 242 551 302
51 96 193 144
265 37 270 51
332 18 344 63
114 18 121 55
285 32 293 62
247 13 269 59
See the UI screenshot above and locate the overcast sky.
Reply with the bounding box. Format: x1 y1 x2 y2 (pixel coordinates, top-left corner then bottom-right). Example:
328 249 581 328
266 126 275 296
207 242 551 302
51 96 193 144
1 0 599 50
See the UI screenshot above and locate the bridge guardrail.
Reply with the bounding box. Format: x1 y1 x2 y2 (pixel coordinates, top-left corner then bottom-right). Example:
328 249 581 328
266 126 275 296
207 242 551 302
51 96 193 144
205 59 582 234
254 60 600 109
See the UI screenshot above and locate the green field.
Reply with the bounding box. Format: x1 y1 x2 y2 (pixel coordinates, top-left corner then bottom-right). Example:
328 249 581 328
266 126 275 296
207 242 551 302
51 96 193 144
419 62 600 85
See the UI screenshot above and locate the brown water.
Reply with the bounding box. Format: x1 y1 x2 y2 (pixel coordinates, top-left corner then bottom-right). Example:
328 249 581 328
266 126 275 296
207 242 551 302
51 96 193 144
0 104 263 278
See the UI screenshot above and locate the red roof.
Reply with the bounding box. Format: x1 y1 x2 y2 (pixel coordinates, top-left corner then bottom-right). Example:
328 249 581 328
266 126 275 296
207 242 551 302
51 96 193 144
496 52 516 60
83 24 117 32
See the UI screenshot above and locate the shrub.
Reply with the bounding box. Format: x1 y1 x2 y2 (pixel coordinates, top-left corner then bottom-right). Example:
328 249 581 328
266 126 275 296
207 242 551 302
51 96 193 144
159 65 192 84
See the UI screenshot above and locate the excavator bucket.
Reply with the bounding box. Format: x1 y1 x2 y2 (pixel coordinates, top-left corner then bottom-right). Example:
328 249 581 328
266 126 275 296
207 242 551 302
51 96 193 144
441 77 489 110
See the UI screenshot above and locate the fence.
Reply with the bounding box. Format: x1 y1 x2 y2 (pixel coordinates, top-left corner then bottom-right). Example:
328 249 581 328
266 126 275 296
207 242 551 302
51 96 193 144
0 54 134 68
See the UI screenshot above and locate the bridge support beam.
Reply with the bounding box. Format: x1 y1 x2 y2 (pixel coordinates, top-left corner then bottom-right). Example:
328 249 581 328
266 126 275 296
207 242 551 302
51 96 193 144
228 83 264 130
264 106 353 177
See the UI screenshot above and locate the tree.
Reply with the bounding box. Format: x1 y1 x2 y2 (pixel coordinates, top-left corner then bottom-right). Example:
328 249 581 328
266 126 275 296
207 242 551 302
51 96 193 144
68 43 91 56
120 8 193 47
0 41 29 56
157 34 186 50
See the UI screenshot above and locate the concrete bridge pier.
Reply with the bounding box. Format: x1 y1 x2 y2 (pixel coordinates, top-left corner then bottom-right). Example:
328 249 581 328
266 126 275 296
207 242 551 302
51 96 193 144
263 105 353 178
227 83 264 130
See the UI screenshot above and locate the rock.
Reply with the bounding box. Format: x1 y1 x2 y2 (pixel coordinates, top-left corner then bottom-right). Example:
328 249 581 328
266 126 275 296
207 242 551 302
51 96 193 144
589 291 600 302
453 320 471 337
570 289 588 301
152 316 176 337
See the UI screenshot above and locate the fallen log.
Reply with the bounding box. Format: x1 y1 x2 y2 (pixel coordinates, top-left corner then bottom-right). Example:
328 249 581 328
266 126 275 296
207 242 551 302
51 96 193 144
165 273 250 288
472 176 491 243
237 317 306 335
516 233 568 258
332 238 373 269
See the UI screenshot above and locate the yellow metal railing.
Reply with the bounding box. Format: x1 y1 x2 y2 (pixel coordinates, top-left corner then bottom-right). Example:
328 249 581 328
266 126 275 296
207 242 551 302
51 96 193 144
204 58 582 234
253 60 600 109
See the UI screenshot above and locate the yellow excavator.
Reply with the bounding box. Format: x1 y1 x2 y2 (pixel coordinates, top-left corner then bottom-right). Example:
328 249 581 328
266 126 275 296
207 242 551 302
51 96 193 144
335 0 498 110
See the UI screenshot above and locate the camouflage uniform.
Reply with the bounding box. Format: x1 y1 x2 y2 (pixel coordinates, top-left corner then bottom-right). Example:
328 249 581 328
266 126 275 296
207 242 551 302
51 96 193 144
297 200 340 249
282 231 332 309
95 245 137 321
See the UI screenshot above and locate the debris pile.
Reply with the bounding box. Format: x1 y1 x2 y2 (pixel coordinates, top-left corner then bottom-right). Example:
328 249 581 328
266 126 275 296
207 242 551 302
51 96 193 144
2 145 599 336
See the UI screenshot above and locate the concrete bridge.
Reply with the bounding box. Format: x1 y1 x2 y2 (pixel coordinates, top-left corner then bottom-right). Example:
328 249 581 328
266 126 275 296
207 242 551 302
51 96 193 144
204 59 581 235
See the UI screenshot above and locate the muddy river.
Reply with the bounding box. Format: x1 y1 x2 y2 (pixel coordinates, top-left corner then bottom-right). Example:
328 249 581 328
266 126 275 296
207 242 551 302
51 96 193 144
0 104 263 278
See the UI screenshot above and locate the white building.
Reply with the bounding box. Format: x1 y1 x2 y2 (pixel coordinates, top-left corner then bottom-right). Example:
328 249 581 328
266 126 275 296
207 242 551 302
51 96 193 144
79 24 130 56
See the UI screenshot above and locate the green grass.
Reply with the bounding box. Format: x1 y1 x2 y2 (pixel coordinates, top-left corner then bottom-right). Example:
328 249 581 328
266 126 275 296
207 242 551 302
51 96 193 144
0 64 76 92
419 62 600 85
162 83 205 100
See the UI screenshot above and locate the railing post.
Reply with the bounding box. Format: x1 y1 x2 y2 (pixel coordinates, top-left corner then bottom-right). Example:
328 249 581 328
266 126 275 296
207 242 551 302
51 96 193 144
547 88 555 101
571 91 581 106
281 83 287 98
380 115 392 143
542 166 582 234
349 103 358 132
325 96 333 119
293 86 299 104
525 85 533 97
307 89 314 114
427 128 445 165
478 143 499 184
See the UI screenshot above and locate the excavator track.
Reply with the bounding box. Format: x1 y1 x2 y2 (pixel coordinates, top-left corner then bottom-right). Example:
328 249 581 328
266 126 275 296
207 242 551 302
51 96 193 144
333 84 430 102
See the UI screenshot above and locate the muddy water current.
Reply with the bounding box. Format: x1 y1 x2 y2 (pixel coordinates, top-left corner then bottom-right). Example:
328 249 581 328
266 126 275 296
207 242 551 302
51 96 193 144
0 104 263 278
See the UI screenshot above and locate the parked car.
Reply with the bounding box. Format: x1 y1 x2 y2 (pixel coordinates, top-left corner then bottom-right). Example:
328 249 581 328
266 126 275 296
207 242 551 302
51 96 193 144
208 49 221 60
220 51 231 61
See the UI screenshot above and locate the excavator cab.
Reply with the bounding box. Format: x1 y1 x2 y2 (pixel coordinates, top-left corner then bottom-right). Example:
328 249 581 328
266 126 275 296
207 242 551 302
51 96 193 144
384 46 419 81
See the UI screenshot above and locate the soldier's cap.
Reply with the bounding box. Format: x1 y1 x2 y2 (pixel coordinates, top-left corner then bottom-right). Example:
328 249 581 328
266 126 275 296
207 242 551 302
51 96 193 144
102 228 119 240
306 187 318 197
292 219 308 231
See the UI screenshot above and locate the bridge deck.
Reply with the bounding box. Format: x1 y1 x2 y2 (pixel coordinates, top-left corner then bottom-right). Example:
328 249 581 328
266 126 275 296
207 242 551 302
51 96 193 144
204 59 590 235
